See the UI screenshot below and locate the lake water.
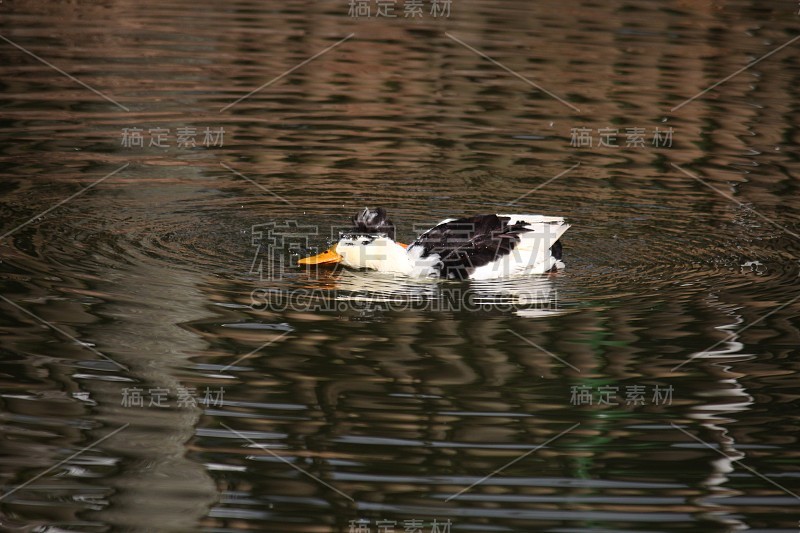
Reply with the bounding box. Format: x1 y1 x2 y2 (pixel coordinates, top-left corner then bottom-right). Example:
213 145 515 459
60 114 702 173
1 0 799 531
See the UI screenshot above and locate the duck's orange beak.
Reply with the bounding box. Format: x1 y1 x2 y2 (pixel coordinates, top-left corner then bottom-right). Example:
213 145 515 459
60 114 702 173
298 246 342 265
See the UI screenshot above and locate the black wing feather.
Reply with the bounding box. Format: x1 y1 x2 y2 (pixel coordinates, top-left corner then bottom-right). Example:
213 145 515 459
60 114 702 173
411 215 529 279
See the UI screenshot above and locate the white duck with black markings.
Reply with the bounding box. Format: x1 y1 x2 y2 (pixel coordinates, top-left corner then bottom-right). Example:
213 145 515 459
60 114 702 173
299 208 570 280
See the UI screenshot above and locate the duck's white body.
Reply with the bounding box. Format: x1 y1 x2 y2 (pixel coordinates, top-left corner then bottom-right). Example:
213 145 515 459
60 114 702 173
300 209 570 280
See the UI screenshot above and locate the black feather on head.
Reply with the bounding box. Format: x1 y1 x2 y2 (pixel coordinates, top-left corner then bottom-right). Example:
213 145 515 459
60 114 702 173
351 207 394 234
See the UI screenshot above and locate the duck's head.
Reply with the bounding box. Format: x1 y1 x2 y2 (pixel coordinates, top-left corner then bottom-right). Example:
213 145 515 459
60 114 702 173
298 208 408 270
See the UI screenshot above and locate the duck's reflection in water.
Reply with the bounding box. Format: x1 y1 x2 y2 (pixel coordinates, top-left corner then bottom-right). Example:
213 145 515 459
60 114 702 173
277 268 567 318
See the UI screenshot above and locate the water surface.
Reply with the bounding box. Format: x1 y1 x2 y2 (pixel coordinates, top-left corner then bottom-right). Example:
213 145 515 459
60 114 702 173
1 0 799 531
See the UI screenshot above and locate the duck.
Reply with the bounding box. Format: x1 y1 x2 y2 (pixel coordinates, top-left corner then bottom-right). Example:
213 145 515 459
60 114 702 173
298 208 570 280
